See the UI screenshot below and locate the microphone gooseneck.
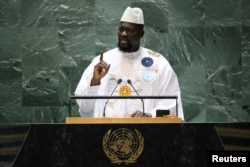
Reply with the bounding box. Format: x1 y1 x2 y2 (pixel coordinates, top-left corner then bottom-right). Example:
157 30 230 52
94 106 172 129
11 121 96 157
127 79 145 117
103 78 122 117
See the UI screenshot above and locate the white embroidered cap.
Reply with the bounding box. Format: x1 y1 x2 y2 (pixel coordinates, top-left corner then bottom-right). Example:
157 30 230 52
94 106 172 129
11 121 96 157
120 7 144 25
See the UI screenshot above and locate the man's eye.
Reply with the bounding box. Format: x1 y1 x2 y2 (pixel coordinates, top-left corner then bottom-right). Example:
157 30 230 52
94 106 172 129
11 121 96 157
119 28 125 32
119 28 135 34
127 29 134 33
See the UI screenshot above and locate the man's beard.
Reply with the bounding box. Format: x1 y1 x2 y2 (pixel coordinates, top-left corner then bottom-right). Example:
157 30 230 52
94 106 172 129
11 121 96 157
117 41 132 52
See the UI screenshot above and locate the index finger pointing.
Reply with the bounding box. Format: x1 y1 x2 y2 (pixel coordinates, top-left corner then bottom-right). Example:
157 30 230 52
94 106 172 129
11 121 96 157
100 51 103 62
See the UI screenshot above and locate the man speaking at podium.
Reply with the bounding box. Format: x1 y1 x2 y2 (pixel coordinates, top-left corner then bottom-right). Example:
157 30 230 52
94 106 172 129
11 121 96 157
75 7 184 120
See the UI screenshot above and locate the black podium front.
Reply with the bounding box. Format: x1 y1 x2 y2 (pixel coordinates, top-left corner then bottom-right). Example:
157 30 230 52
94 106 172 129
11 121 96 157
10 122 224 167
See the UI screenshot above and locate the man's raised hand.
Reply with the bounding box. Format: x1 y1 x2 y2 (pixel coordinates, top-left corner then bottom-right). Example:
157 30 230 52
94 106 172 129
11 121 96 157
91 51 110 86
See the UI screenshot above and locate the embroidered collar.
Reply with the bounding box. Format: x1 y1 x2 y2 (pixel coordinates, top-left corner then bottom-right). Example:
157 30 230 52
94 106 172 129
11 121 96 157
119 47 141 59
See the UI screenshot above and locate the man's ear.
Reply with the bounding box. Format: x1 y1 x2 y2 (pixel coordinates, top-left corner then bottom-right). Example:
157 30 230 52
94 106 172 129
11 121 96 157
140 30 144 38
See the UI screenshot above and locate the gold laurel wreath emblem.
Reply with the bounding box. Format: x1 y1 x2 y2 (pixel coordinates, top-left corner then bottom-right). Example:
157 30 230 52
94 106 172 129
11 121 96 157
119 85 132 96
102 129 144 165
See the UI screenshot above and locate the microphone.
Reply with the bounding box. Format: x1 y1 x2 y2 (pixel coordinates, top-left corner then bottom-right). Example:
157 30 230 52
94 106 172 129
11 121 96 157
103 78 122 117
127 79 145 117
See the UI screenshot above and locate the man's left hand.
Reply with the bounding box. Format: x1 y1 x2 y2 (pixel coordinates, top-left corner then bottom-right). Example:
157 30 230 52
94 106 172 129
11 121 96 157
130 110 152 117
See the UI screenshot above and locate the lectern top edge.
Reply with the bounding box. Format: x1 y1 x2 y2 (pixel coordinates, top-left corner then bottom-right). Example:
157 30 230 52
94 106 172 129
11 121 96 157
66 117 182 124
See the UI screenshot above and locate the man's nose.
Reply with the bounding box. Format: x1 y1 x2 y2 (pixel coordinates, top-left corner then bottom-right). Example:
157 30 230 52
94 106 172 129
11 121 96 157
121 30 127 36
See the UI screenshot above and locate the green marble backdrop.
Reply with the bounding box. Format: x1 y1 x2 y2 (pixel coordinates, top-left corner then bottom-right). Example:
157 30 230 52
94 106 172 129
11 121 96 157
0 0 249 123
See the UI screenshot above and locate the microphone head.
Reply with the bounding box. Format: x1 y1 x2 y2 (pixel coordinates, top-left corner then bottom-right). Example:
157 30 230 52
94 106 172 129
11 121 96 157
127 79 132 85
117 79 122 84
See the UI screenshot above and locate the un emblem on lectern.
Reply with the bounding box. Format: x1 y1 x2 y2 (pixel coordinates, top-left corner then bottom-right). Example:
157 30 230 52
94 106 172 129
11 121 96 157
102 128 144 165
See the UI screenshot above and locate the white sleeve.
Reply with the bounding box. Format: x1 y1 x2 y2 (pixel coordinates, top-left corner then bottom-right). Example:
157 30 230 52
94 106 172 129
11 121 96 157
74 58 100 117
149 62 184 121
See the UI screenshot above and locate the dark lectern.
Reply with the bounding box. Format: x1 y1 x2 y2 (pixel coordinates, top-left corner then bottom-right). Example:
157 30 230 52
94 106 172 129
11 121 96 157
11 123 224 167
9 96 224 167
